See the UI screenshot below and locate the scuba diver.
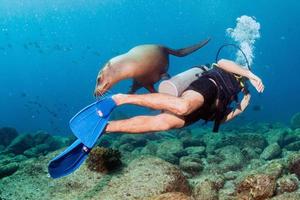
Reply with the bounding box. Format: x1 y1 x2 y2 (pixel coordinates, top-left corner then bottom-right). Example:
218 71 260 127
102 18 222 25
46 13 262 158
104 59 264 134
48 46 265 179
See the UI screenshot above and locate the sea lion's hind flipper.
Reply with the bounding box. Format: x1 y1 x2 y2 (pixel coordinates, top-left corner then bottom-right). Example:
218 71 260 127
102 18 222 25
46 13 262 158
128 79 143 94
167 37 211 57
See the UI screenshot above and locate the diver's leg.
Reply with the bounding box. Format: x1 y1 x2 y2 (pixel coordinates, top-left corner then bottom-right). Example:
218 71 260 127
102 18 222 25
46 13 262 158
105 112 185 134
112 90 204 116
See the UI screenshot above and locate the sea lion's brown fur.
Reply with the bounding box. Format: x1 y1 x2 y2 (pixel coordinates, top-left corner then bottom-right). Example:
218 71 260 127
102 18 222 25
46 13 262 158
94 38 210 96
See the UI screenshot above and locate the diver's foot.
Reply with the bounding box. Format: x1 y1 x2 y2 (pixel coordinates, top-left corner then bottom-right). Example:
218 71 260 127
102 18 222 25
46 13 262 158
112 93 127 106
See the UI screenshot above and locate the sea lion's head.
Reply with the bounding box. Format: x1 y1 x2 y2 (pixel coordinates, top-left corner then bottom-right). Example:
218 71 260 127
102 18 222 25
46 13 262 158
94 62 114 96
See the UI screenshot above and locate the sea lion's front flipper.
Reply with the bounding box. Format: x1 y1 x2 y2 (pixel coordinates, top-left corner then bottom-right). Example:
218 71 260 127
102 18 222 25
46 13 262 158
145 84 156 93
166 38 211 57
128 79 143 94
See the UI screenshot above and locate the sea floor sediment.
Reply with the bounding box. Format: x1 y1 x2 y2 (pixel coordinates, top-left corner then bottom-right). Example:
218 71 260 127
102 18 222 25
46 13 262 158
1 120 300 200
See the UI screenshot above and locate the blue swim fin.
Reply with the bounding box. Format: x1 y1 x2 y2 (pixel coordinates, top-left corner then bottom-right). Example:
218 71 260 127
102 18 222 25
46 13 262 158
69 97 117 148
48 139 90 179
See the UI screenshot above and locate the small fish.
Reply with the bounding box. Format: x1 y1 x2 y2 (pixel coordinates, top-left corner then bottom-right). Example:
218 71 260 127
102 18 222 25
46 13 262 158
252 105 263 111
93 51 101 56
23 44 29 49
20 92 27 97
33 42 40 48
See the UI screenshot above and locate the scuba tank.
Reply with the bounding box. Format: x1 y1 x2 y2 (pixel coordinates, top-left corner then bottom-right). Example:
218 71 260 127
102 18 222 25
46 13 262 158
158 65 209 97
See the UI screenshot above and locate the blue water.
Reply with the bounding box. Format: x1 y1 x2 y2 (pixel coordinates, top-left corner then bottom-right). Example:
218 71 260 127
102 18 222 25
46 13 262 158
0 0 299 135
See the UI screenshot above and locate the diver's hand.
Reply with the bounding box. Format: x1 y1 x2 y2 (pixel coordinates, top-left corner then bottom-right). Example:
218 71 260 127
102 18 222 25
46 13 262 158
240 93 251 111
248 72 264 93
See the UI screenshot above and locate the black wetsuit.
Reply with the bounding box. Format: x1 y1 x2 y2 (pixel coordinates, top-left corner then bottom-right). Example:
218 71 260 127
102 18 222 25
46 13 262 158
184 65 243 130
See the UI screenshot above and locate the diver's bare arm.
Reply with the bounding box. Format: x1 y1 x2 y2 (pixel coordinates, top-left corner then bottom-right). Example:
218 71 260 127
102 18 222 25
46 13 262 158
217 59 252 77
217 59 264 93
223 93 251 122
112 91 203 116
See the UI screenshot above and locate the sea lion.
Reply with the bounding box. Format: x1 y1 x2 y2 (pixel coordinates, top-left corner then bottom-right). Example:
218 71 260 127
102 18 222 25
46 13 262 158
94 38 210 96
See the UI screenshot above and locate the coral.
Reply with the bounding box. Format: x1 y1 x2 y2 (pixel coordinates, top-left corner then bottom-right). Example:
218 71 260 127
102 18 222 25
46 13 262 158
276 174 299 194
290 112 300 129
0 127 19 147
236 174 276 200
87 147 122 173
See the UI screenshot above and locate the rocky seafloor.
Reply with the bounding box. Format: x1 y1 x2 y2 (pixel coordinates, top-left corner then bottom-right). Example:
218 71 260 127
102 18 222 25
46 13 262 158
1 113 300 200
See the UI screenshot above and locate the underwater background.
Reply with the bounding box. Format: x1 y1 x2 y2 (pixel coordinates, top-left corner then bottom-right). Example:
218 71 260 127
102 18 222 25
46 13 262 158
0 0 299 135
1 0 300 200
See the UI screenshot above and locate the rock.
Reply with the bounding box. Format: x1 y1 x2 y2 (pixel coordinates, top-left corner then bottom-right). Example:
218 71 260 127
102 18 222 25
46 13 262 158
216 145 245 172
98 135 113 147
0 162 19 179
6 134 34 154
265 128 287 147
223 171 240 181
241 147 260 160
32 131 51 144
203 132 267 154
96 156 190 200
0 127 19 147
276 174 299 194
23 144 51 158
156 139 186 164
285 141 300 151
179 156 203 175
185 146 206 156
148 192 193 200
193 180 218 200
218 181 236 200
236 174 276 200
283 135 300 146
0 145 4 151
237 133 267 149
118 134 148 147
259 161 283 179
290 112 300 129
118 143 135 152
141 142 158 155
182 136 205 148
288 154 300 178
260 143 282 160
45 136 65 151
271 192 300 200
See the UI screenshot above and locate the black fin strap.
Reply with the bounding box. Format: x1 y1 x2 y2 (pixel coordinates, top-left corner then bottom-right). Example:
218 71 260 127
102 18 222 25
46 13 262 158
213 120 221 133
